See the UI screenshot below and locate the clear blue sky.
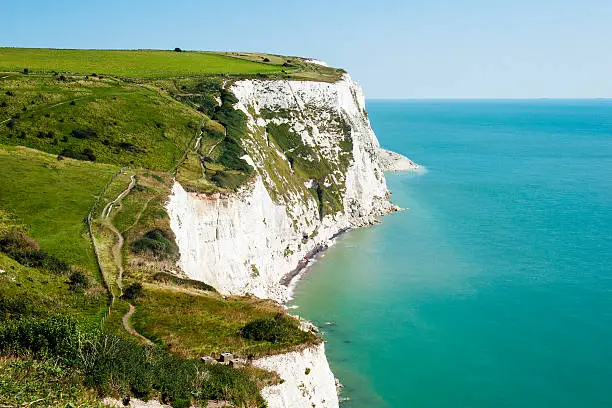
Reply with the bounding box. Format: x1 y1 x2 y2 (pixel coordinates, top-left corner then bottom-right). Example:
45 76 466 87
2 0 611 98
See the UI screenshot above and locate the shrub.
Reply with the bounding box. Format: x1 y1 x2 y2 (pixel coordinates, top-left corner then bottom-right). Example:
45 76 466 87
215 139 252 174
240 314 305 344
71 128 97 139
122 282 143 300
132 229 178 259
0 295 31 320
0 228 39 253
152 272 215 292
0 228 71 274
36 130 55 139
118 141 143 153
60 148 96 162
82 148 96 161
174 47 182 52
195 363 265 406
190 95 218 116
11 250 71 274
0 316 265 407
250 264 259 278
0 315 82 358
211 170 250 191
262 57 270 62
68 270 89 291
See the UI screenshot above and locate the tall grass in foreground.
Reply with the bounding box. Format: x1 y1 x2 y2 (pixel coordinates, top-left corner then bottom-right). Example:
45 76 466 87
0 315 265 407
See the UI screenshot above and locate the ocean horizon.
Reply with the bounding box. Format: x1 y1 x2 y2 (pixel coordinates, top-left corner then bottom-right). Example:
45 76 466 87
291 99 612 407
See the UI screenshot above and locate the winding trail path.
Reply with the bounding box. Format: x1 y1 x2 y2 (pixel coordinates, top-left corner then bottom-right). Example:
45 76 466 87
205 135 224 157
198 131 225 177
122 303 153 345
102 175 136 218
102 175 153 345
106 221 126 296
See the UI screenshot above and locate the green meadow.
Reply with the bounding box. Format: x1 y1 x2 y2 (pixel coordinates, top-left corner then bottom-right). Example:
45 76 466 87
0 48 285 77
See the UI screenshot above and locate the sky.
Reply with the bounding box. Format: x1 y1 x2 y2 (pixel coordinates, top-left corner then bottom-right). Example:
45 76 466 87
2 0 611 98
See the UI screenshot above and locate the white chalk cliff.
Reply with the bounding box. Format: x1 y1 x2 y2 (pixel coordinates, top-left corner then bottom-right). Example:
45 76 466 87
167 74 415 408
168 75 398 302
253 343 339 408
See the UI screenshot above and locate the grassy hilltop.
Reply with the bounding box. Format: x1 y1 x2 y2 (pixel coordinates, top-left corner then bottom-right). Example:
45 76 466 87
0 47 343 79
0 48 331 407
0 48 284 77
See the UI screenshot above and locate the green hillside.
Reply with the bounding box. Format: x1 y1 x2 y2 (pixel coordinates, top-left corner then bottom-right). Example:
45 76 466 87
0 48 323 407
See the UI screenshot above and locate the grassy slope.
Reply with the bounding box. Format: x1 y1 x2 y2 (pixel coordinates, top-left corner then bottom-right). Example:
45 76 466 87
0 146 117 272
0 48 284 77
0 252 106 322
132 285 317 359
0 74 201 171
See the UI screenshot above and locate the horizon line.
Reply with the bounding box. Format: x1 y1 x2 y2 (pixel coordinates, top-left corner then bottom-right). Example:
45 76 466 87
366 97 612 101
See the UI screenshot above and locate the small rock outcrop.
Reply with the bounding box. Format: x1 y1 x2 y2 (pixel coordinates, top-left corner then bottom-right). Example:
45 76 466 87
378 148 420 172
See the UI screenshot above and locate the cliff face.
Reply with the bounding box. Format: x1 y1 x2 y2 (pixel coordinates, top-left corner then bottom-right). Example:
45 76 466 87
165 73 421 408
168 75 394 302
253 343 339 408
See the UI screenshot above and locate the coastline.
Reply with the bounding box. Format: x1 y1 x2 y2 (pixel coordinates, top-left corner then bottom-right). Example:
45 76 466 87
281 152 421 303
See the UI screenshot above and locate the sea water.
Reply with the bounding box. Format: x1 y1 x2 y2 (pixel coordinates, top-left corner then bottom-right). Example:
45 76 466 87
291 100 612 407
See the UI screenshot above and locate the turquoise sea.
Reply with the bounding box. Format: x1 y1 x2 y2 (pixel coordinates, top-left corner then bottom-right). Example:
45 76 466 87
291 100 612 407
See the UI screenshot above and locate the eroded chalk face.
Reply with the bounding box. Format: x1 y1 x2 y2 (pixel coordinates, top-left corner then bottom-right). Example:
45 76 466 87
167 76 395 303
254 343 340 408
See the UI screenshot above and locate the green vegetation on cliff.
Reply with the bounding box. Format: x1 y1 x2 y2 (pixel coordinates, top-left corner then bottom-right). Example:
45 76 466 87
0 48 332 406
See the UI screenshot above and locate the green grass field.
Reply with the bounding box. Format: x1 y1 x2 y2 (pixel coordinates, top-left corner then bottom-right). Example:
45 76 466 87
0 146 118 272
0 48 285 78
